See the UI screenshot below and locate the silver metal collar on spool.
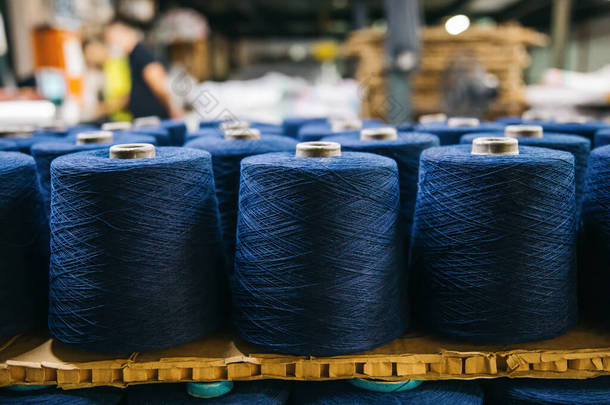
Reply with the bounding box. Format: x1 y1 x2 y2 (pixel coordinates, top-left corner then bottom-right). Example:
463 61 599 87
224 128 261 140
330 118 362 132
471 137 519 155
504 125 543 139
76 131 114 145
419 113 447 124
220 120 250 131
109 143 156 159
360 127 398 141
448 117 480 128
102 121 132 131
296 141 341 157
133 116 161 127
0 125 34 138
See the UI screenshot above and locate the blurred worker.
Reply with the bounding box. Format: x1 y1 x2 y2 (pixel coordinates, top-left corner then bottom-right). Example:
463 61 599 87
105 19 183 119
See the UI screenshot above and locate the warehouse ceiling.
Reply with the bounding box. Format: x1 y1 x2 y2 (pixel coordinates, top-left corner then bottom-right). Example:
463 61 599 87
159 0 610 37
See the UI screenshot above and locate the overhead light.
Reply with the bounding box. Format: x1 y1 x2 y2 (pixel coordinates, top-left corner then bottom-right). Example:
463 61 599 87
445 14 470 35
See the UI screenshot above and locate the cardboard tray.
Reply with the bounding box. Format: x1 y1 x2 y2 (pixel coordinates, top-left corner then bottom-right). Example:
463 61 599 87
1 324 610 389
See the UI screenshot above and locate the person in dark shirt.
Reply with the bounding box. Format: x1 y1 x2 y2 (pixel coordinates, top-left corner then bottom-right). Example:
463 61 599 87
104 19 183 119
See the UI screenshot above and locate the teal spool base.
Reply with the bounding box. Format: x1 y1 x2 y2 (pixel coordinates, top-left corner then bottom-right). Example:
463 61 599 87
3 385 52 392
187 381 234 399
349 378 423 393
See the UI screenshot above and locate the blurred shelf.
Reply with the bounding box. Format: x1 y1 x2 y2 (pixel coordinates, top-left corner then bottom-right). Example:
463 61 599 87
1 324 609 389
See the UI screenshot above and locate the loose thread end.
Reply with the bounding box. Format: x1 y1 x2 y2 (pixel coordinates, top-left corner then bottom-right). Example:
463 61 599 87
360 127 398 141
296 141 341 157
471 137 519 156
504 125 543 139
109 143 156 159
76 131 114 145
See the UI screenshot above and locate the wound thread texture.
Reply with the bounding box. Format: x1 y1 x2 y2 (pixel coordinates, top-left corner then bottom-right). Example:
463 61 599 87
580 145 610 324
411 145 578 343
595 128 610 149
0 139 18 152
485 377 610 404
291 380 484 405
161 119 188 146
0 152 48 338
32 133 157 218
125 381 291 404
48 147 224 352
460 132 590 216
0 387 123 404
232 151 407 356
322 132 440 256
185 135 297 267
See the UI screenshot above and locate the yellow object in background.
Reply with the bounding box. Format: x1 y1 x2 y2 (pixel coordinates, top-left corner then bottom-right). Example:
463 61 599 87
312 40 338 62
103 56 132 122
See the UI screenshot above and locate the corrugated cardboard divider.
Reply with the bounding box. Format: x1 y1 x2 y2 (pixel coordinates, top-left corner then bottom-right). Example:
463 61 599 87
1 325 610 389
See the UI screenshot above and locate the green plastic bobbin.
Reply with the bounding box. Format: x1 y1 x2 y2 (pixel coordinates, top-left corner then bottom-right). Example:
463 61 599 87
349 378 423 393
187 381 234 399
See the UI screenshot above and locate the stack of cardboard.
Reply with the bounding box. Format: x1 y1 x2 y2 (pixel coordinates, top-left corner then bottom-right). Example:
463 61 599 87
345 23 547 119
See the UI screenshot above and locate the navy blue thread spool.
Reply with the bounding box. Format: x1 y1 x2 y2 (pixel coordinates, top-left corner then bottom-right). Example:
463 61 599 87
410 138 578 343
538 118 607 146
186 128 224 143
291 380 484 405
32 130 157 219
282 117 327 138
415 117 504 146
0 152 48 338
297 118 384 142
322 127 440 256
104 120 172 146
0 386 124 404
134 116 187 146
125 381 291 404
185 129 297 267
580 145 610 324
0 139 18 152
460 125 591 216
484 377 610 405
595 128 610 149
0 125 58 154
232 141 407 355
48 144 224 352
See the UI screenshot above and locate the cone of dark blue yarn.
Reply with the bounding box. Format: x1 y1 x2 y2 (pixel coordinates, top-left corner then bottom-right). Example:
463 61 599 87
410 145 578 343
291 380 484 405
5 134 63 154
281 117 327 138
484 377 610 405
495 116 523 125
322 131 439 255
185 128 224 143
538 121 608 145
34 124 97 138
595 128 610 149
297 120 385 142
0 139 18 151
48 147 224 352
460 131 590 216
185 134 297 267
125 381 291 404
129 127 172 146
580 145 610 325
32 132 158 219
0 152 48 338
415 121 504 145
232 149 407 355
0 387 124 405
161 119 188 146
